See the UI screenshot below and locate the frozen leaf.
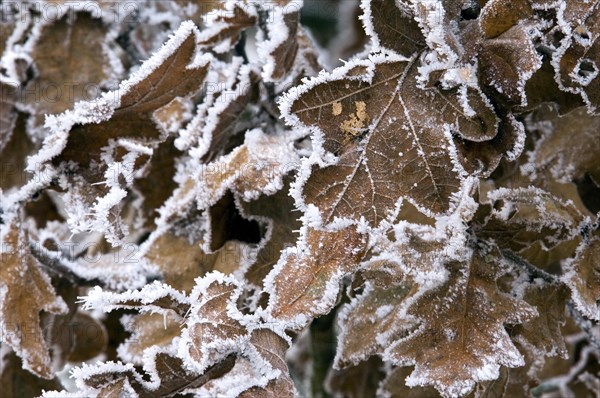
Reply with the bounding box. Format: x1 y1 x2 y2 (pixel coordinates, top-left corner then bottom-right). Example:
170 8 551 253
181 275 246 373
553 0 600 112
133 137 182 227
266 226 368 328
143 230 250 293
239 179 302 288
118 311 182 363
478 0 533 39
196 66 260 163
194 128 300 208
49 23 208 180
523 59 586 113
22 11 114 133
384 246 537 397
473 340 540 398
283 55 498 225
378 366 439 398
563 237 600 320
362 0 426 57
62 312 109 363
452 112 524 176
0 218 68 378
24 22 210 244
477 24 542 107
258 1 301 82
523 106 600 184
513 281 569 357
336 281 417 367
238 328 295 397
81 282 190 318
198 2 257 51
0 113 37 190
79 352 236 398
475 187 587 253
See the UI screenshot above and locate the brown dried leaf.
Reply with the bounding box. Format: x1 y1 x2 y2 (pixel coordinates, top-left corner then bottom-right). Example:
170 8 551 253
379 366 440 398
23 11 111 131
365 0 426 56
193 128 299 209
475 187 586 253
86 353 236 398
200 68 260 163
478 0 533 39
52 28 208 183
525 106 600 183
144 230 249 293
134 137 182 226
385 247 537 397
452 112 523 176
119 311 182 362
553 1 600 112
287 57 498 224
513 282 569 357
186 278 246 369
336 281 416 367
264 5 300 82
0 113 37 190
239 178 301 288
523 59 585 114
0 218 67 378
238 329 295 398
563 237 600 320
267 226 368 327
64 312 108 363
473 340 541 398
198 3 256 49
477 24 541 106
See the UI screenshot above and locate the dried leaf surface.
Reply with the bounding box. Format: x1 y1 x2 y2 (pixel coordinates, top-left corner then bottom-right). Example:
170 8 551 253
23 11 112 131
285 56 498 224
0 219 67 378
266 226 368 327
384 247 537 397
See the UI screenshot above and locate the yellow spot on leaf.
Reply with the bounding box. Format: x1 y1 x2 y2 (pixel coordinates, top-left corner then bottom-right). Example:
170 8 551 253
332 101 342 116
341 101 370 143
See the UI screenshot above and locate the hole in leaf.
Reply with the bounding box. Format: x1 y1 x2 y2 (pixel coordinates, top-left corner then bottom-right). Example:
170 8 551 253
460 0 480 20
576 58 598 81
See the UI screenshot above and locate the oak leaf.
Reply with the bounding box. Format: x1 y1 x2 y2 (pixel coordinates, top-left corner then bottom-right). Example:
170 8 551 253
524 106 600 184
266 226 368 328
553 0 600 112
0 218 68 378
363 0 426 57
513 281 569 357
383 247 537 397
238 328 296 397
181 274 247 373
283 55 498 225
474 187 587 253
